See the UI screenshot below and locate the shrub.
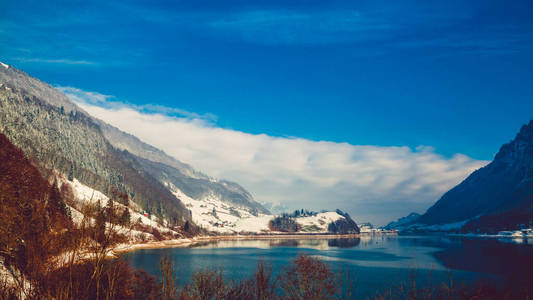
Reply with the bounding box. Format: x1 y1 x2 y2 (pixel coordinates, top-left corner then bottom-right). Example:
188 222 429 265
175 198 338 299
279 254 337 299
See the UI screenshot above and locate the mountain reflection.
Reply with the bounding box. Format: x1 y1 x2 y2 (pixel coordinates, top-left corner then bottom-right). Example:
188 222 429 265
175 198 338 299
328 238 361 248
189 237 362 250
434 238 533 277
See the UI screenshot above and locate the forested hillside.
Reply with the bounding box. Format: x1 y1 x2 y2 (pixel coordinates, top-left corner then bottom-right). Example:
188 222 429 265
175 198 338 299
0 132 72 296
130 153 269 215
0 83 190 225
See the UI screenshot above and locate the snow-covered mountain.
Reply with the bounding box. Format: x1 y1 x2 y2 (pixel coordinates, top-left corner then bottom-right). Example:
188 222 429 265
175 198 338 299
172 184 358 234
0 64 192 228
0 61 361 237
0 61 268 233
167 182 271 233
168 182 359 234
388 120 533 233
97 122 269 215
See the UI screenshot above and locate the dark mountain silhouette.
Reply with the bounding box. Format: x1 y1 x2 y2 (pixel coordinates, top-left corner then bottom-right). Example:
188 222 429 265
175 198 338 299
418 120 533 232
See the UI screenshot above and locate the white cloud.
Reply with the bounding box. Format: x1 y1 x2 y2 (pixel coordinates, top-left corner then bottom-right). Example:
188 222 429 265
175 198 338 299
12 57 96 65
63 87 489 225
56 86 217 122
57 86 112 104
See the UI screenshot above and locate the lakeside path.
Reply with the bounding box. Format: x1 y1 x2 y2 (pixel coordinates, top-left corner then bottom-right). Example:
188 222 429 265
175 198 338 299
112 233 398 255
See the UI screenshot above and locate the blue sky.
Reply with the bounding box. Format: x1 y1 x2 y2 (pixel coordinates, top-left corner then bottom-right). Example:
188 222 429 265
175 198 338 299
1 0 532 224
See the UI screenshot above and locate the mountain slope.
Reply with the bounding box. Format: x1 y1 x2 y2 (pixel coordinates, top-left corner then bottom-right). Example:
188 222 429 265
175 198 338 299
0 131 73 286
383 213 421 230
418 120 533 232
0 65 191 225
0 62 268 227
98 122 269 214
0 62 80 114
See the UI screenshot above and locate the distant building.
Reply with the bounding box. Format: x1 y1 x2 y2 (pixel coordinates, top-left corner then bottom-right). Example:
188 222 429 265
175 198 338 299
359 223 374 233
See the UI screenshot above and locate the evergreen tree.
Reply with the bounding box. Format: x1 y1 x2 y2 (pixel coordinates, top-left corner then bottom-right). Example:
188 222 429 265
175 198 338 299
48 180 69 223
68 164 74 181
120 208 131 226
183 220 191 232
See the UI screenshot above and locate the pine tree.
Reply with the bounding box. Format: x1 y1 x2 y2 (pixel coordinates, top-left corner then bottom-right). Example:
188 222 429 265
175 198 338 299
68 164 74 181
120 208 131 226
48 180 69 222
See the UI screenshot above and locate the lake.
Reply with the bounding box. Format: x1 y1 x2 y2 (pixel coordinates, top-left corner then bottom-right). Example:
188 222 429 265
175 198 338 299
124 235 533 298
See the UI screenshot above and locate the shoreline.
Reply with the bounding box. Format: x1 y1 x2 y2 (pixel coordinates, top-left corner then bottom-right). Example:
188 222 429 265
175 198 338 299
449 233 533 239
112 233 385 254
113 231 533 256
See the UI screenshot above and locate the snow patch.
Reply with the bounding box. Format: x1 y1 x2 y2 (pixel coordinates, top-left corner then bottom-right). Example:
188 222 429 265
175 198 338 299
234 215 272 233
66 204 85 225
170 185 350 234
68 178 109 206
173 183 354 234
59 177 181 241
172 188 270 233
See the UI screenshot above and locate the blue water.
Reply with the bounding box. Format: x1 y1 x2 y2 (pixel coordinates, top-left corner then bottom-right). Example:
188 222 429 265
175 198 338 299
123 235 533 298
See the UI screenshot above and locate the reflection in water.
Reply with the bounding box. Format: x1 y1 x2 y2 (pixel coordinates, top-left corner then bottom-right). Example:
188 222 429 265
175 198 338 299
189 238 362 251
328 238 360 248
434 237 533 282
269 239 300 247
262 238 362 249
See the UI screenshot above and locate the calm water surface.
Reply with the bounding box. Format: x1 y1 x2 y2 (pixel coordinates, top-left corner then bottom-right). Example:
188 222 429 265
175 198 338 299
124 235 533 297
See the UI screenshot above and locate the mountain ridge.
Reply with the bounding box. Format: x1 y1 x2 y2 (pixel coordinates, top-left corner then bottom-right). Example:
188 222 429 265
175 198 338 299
401 120 533 232
0 62 269 217
95 120 268 214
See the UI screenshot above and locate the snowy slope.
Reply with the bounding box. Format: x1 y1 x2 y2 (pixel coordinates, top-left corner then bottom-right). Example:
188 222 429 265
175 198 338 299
62 175 355 236
171 187 271 233
295 212 344 232
171 184 351 234
58 177 181 242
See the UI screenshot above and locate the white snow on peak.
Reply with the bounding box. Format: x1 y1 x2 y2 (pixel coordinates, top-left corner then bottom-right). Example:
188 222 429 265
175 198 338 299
0 62 9 69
